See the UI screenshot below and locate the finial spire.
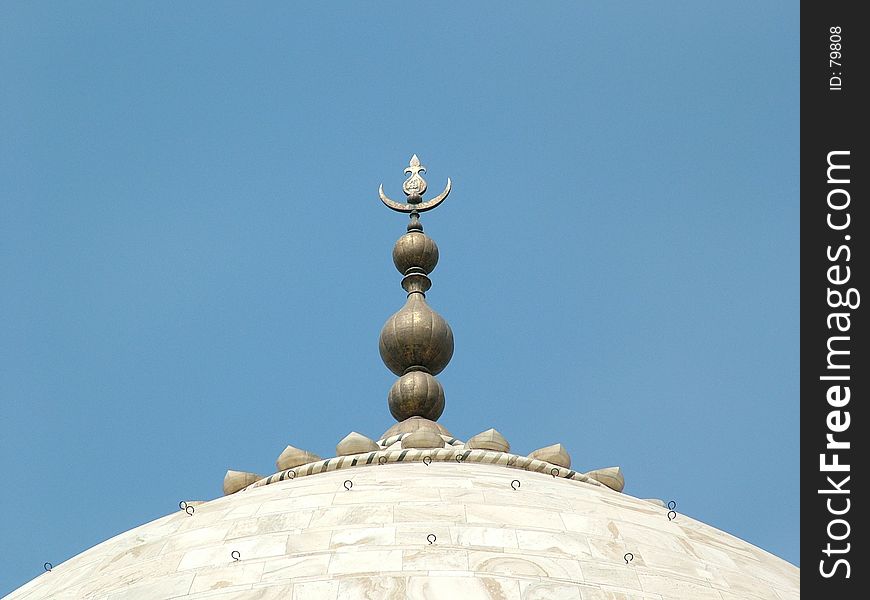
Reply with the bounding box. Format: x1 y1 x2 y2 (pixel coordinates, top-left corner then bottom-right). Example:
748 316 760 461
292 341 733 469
378 156 454 423
402 154 427 201
379 154 451 213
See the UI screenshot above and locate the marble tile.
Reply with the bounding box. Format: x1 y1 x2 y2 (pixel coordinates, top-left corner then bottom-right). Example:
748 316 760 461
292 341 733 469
329 525 396 549
680 526 762 563
635 571 722 600
104 571 195 599
257 493 336 514
612 521 686 554
468 550 582 581
331 487 442 504
483 490 574 511
632 545 723 585
81 552 185 595
98 538 168 571
406 575 521 599
290 580 338 600
519 579 584 600
308 505 394 528
328 549 403 576
189 562 266 594
214 582 301 600
175 509 233 533
684 541 739 569
226 511 315 539
453 526 519 549
727 553 800 590
714 567 782 599
161 524 233 555
223 502 264 520
561 513 617 538
395 524 454 546
466 504 564 531
579 586 665 600
586 538 640 565
286 529 334 554
185 585 257 599
116 515 186 545
394 502 466 523
439 489 487 503
260 554 331 582
514 529 594 560
402 548 469 572
576 561 642 590
337 575 407 599
177 535 288 570
773 587 800 600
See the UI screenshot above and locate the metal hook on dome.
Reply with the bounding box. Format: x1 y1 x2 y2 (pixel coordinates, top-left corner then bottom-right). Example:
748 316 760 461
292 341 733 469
667 500 677 521
286 469 297 480
550 467 560 478
427 534 436 545
423 456 432 467
378 456 388 465
455 452 464 463
510 479 521 491
179 501 195 516
43 562 52 572
624 553 634 564
231 550 241 562
343 480 353 491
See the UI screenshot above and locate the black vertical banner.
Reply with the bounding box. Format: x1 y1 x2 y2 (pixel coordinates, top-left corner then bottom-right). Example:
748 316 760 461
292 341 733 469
802 2 867 595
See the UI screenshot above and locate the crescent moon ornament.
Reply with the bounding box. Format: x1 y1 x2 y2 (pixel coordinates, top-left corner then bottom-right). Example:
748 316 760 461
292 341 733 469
379 155 451 213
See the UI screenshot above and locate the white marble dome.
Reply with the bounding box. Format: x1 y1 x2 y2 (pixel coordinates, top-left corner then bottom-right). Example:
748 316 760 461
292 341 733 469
5 461 798 600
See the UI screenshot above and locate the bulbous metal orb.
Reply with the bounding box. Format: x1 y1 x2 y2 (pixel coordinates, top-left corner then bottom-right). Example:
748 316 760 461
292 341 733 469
388 371 445 421
393 231 439 275
379 294 454 376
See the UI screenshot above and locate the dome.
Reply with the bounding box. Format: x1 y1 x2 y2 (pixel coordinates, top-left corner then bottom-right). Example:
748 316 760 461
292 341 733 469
5 157 799 599
6 460 798 599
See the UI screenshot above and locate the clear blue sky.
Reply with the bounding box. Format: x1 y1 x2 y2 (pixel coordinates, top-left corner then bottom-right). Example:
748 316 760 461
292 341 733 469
0 2 799 594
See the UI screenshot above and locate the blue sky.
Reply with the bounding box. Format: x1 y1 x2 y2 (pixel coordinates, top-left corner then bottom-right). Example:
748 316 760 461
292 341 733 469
0 2 799 594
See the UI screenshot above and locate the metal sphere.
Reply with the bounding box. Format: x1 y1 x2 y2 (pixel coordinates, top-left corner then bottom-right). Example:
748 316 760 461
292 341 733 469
393 231 439 275
379 294 454 376
388 371 445 421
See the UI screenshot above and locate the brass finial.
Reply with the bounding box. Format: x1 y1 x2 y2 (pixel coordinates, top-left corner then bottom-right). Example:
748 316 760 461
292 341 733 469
402 154 427 200
379 154 451 213
378 156 454 423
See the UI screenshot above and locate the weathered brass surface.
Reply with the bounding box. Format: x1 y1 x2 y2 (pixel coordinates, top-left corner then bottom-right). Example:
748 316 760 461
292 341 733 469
378 155 454 422
388 370 445 421
379 292 454 377
378 154 451 213
393 231 439 275
381 416 452 440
